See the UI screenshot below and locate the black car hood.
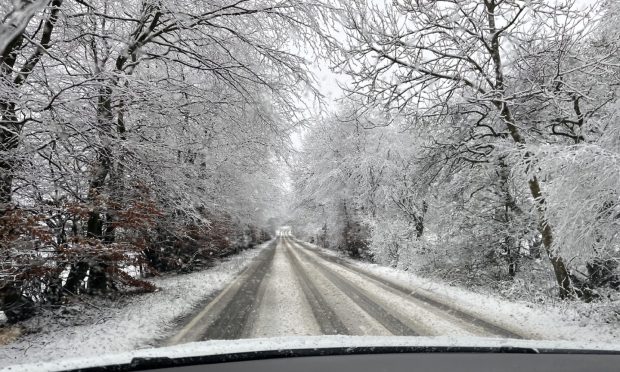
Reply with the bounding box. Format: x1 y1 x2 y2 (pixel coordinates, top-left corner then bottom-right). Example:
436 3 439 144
10 335 620 372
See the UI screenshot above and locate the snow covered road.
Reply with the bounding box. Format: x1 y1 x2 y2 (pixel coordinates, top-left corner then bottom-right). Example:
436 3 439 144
167 236 524 344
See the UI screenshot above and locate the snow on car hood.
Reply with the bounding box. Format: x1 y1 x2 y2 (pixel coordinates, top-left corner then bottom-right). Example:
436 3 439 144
7 335 620 372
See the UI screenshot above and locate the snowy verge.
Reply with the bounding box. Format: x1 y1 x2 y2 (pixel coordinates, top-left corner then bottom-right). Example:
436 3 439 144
300 240 620 345
7 335 620 372
0 240 273 369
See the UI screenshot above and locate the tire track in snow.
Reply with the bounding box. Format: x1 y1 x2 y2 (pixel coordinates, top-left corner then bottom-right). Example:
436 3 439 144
167 239 277 342
291 239 420 336
283 240 349 335
246 238 320 337
201 241 277 340
289 239 476 337
292 239 524 339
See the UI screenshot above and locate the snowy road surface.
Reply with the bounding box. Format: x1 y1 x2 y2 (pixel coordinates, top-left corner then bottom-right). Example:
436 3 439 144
167 236 524 344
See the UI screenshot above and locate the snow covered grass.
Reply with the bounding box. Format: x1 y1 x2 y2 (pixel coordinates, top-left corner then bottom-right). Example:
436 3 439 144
0 240 272 369
303 241 620 346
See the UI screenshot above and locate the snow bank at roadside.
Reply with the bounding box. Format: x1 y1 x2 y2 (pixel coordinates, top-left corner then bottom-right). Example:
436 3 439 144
302 241 620 345
0 240 272 369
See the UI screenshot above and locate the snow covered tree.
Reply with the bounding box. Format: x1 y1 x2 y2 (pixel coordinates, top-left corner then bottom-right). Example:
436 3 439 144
0 0 326 321
331 0 619 298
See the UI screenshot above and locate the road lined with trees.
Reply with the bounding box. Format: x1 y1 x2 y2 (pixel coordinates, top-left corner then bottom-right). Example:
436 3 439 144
2 0 619 329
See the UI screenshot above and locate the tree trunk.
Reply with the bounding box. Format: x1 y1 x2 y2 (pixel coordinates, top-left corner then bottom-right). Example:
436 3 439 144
0 98 27 315
485 1 574 298
529 177 573 298
506 240 518 278
0 0 63 206
0 39 22 206
498 158 520 278
77 84 115 294
0 282 35 323
415 201 428 238
63 262 89 294
1 1 64 318
87 263 110 294
0 101 19 207
497 111 573 296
